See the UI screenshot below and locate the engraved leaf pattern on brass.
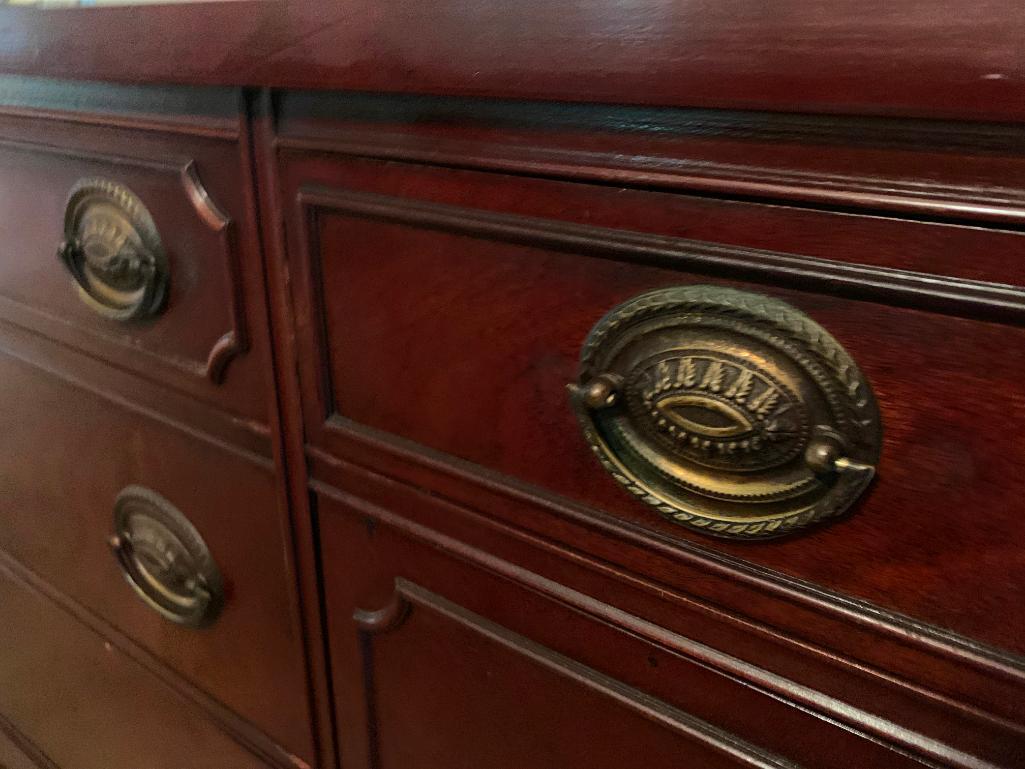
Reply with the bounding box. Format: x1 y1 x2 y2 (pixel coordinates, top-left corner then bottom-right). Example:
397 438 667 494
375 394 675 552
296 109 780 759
635 353 808 472
570 285 882 539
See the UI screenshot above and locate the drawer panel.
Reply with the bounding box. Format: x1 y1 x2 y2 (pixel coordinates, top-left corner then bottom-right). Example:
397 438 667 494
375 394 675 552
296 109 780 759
318 490 969 769
284 156 1025 661
0 114 267 421
0 556 273 769
0 348 311 760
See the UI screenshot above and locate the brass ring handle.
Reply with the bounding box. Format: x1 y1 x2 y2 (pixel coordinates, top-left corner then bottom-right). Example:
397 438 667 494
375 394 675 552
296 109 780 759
570 286 881 539
109 487 223 628
58 179 168 321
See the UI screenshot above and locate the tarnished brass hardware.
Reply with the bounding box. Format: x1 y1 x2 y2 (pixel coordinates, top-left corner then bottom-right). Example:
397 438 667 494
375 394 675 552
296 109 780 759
58 178 168 321
571 285 881 539
110 486 223 628
579 373 623 409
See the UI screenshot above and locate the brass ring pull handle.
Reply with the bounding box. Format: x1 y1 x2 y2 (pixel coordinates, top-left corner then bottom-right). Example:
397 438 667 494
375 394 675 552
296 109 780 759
570 286 881 539
109 486 223 628
58 179 168 321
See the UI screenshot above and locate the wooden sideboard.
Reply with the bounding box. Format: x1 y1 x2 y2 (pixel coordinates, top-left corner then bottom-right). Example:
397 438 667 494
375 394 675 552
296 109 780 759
0 3 1024 767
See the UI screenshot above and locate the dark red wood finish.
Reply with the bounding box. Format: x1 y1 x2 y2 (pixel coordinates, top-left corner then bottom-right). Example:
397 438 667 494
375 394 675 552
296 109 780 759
250 91 340 769
0 105 267 424
319 490 943 769
0 84 318 768
0 346 310 759
0 552 279 769
315 476 1025 769
1 2 1025 121
272 94 1025 769
276 90 1025 228
282 152 1025 657
3 4 1025 767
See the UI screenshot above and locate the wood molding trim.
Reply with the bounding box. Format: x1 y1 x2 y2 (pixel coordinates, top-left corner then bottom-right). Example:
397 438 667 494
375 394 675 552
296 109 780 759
291 184 1025 714
308 424 1025 713
356 577 803 769
0 76 241 139
0 329 273 466
287 130 1025 226
296 186 1025 327
331 491 1008 769
0 137 250 387
181 160 249 384
278 93 1025 226
248 89 340 769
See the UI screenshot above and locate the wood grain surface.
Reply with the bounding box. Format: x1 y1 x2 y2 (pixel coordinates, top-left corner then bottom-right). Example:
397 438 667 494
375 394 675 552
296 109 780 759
0 1 1023 120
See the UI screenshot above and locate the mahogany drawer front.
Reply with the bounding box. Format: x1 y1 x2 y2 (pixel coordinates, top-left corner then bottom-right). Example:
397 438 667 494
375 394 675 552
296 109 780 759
0 111 268 423
317 488 1021 769
0 556 276 769
282 156 1025 674
0 348 311 761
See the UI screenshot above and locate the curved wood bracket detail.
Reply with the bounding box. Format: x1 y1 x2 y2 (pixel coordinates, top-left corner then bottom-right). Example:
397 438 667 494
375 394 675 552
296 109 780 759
353 589 411 635
204 331 242 385
0 139 251 390
182 161 230 232
180 161 249 384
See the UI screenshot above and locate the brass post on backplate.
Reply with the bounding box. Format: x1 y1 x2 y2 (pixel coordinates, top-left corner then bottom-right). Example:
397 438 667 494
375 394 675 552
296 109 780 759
570 285 881 539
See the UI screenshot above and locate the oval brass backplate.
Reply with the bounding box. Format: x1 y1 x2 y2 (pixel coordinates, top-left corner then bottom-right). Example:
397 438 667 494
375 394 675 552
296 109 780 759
570 286 882 539
110 486 223 628
58 178 168 321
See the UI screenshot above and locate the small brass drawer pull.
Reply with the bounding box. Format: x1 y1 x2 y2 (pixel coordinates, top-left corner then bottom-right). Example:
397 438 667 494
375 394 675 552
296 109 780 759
109 486 223 628
57 178 168 321
569 286 881 539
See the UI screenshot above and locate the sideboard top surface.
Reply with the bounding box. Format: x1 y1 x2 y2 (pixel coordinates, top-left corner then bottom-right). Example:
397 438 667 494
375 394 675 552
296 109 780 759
0 0 1022 122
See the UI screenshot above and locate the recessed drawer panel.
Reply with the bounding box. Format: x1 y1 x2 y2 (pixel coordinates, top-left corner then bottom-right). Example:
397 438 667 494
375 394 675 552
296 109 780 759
318 491 942 769
0 556 274 769
0 116 267 422
283 156 1025 664
0 348 311 760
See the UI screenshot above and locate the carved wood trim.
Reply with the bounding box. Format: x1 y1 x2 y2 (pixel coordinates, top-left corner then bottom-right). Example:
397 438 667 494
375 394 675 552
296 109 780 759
0 138 248 386
336 495 1011 769
204 331 243 384
278 93 1025 154
250 89 341 769
278 94 1025 226
354 576 802 769
297 186 1025 327
181 161 248 383
0 105 240 140
353 591 410 635
295 189 341 422
0 76 240 140
312 447 1025 759
310 423 1025 699
182 160 232 230
288 131 1025 227
292 183 1025 705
